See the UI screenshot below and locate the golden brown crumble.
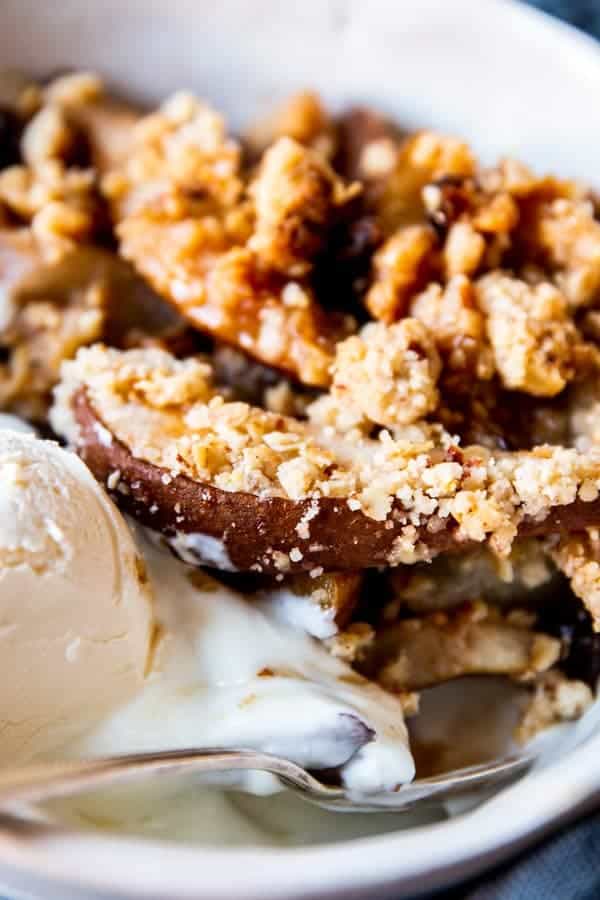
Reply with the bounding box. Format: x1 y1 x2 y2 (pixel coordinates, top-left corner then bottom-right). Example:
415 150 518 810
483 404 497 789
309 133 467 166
54 345 600 565
4 76 600 742
516 670 593 743
249 136 358 277
363 131 476 236
101 93 358 386
365 225 436 322
409 275 494 379
0 228 181 420
0 72 114 264
323 318 441 428
548 529 600 631
476 272 588 396
0 161 103 263
105 91 244 215
521 195 600 308
0 230 105 419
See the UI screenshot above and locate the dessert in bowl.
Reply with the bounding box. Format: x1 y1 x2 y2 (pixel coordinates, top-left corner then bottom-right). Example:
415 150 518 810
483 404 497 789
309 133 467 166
2 1 600 897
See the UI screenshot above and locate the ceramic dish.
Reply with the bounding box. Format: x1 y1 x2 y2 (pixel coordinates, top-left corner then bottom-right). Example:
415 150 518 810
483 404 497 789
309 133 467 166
2 0 600 897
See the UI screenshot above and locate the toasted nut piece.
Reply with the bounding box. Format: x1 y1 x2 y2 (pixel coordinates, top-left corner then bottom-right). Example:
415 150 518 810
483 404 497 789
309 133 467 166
248 137 359 277
257 571 363 638
365 131 476 236
365 225 437 322
362 603 561 691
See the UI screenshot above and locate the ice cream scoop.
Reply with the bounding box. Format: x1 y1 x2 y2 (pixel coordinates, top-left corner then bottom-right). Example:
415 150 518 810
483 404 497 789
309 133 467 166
77 531 415 795
0 431 154 763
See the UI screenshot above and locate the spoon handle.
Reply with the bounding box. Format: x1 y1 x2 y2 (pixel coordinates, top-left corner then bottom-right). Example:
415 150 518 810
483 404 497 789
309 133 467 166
0 748 337 809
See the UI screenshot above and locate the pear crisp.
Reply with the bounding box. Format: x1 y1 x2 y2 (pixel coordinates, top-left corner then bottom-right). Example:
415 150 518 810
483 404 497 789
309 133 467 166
2 69 600 755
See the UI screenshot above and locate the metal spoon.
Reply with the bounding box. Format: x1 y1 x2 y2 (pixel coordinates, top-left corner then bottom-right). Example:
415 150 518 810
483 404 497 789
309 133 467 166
0 748 534 815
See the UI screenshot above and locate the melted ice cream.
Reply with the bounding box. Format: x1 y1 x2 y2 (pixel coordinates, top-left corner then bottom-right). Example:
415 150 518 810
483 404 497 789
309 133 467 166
76 530 414 795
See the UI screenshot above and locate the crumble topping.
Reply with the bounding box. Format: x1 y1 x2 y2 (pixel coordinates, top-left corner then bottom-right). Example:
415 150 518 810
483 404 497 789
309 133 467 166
409 275 494 379
516 671 593 744
0 161 102 263
248 136 358 276
103 90 243 217
549 529 600 631
54 345 600 565
4 74 600 748
0 232 105 419
364 131 476 236
476 272 588 397
324 318 441 428
0 72 110 264
524 196 600 308
102 95 358 386
365 225 436 322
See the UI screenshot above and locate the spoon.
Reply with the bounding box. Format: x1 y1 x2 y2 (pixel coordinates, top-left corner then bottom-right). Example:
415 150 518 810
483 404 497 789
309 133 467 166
0 748 534 815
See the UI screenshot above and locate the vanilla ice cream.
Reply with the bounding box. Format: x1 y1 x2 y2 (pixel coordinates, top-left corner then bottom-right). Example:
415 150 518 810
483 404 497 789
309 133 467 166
0 431 154 762
0 430 413 795
76 531 415 796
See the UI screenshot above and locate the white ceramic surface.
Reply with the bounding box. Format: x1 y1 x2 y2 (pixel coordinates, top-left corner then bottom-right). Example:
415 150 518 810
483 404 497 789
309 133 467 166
1 0 600 897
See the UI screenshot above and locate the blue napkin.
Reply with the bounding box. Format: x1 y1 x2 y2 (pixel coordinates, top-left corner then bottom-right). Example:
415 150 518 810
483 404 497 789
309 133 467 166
422 807 600 899
527 0 600 34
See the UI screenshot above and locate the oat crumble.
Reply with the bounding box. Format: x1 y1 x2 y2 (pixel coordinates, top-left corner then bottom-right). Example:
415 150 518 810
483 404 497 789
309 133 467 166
2 71 600 754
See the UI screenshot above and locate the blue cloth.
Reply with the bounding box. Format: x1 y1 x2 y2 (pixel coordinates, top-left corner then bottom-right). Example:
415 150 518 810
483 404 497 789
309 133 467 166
425 808 600 899
420 2 600 896
527 0 600 34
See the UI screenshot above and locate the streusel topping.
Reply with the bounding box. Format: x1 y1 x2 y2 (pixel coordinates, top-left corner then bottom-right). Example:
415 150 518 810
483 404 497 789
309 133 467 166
54 345 600 565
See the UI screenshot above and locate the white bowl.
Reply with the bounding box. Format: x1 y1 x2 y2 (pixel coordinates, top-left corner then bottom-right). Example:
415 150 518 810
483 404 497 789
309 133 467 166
2 0 600 897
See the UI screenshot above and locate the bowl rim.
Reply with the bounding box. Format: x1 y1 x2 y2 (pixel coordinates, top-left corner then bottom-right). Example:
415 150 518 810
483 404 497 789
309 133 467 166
1 0 600 897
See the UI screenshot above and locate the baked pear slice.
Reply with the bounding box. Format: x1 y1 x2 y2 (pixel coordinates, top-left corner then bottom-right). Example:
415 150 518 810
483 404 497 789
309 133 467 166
52 346 600 574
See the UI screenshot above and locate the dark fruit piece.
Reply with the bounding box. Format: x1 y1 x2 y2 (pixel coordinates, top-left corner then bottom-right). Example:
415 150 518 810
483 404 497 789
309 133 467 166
0 107 22 169
537 582 600 686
